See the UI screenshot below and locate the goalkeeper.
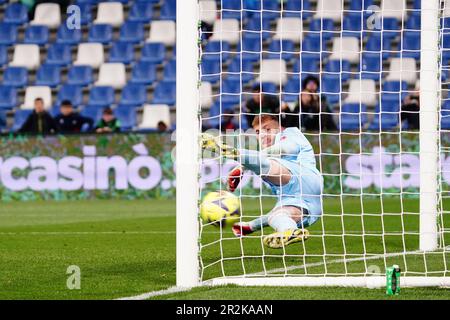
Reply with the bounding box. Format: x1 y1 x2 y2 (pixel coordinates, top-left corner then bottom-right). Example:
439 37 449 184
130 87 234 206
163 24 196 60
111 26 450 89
202 114 323 249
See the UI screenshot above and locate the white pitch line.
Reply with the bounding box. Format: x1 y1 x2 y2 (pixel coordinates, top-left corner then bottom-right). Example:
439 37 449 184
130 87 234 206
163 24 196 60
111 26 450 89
115 286 192 300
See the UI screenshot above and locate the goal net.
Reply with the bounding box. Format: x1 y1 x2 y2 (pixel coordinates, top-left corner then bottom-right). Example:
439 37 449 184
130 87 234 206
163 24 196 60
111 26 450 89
177 0 450 287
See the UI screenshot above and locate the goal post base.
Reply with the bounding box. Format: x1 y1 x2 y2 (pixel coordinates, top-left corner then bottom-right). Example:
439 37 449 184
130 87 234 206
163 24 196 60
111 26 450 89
204 277 450 288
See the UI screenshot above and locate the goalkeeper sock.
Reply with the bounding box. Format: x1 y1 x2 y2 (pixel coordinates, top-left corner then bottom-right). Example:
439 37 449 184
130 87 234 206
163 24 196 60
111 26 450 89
239 149 271 175
268 210 298 232
248 215 269 231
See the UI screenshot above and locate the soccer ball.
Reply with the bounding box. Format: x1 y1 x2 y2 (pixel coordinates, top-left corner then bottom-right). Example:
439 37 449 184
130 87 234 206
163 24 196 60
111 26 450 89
200 191 240 227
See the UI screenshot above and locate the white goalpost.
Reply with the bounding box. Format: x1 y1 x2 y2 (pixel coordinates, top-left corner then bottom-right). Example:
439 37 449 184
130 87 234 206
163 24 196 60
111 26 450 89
177 0 450 288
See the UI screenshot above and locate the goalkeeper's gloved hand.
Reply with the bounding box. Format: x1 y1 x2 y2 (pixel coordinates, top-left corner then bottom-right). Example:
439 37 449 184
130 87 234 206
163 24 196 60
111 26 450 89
228 166 242 192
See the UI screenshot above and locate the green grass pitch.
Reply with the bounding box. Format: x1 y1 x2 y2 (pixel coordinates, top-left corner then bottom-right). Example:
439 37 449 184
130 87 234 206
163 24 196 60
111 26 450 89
0 198 449 300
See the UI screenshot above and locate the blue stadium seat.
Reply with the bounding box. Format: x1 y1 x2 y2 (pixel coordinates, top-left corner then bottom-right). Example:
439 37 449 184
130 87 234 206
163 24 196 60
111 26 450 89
340 103 367 131
109 42 134 64
204 41 231 62
163 59 176 82
364 32 391 59
238 36 262 61
369 96 400 130
80 106 103 124
114 106 137 130
56 84 83 106
321 74 341 105
349 0 373 10
302 33 326 55
208 100 238 129
283 77 301 102
361 52 382 80
35 65 61 88
259 0 281 20
88 24 113 44
221 79 241 104
222 0 242 20
227 55 255 83
141 43 165 63
324 60 352 81
343 14 363 39
152 81 176 105
382 18 400 40
400 31 420 59
129 1 153 22
4 3 28 25
406 11 420 30
46 44 72 66
88 86 115 107
67 66 93 86
120 84 147 107
119 22 144 43
443 33 450 62
0 86 17 109
74 0 100 4
382 81 408 93
130 61 157 85
3 67 28 88
294 54 320 74
261 83 278 94
266 39 295 61
244 16 272 40
0 110 6 131
0 23 18 45
56 24 82 44
309 18 335 40
160 0 176 20
201 59 221 83
413 0 421 9
284 0 312 19
0 46 7 66
24 26 49 45
442 101 450 129
13 110 32 131
76 3 93 25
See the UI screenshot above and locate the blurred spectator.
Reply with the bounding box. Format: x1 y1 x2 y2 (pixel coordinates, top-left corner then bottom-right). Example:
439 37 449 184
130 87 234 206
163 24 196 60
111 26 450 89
54 100 93 134
95 107 121 133
281 76 337 131
245 85 280 126
19 98 58 134
157 121 168 132
221 109 238 131
401 84 420 130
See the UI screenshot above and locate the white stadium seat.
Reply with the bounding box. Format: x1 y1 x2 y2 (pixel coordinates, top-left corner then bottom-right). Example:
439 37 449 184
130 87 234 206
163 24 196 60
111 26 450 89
22 86 52 110
94 2 124 27
386 57 417 84
74 43 104 68
200 81 214 109
95 63 127 89
444 0 450 17
210 19 240 45
258 59 288 86
314 0 343 21
139 104 171 129
199 0 217 25
10 44 40 70
381 0 406 19
344 79 377 107
273 17 303 44
329 37 360 63
30 3 61 28
147 20 176 45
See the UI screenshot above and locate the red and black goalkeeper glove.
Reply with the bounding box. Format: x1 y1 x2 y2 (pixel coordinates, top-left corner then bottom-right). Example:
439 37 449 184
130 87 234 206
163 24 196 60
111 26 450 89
228 166 243 192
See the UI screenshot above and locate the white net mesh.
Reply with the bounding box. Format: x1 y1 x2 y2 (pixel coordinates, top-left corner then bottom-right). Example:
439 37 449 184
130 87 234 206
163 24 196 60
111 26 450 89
197 0 449 282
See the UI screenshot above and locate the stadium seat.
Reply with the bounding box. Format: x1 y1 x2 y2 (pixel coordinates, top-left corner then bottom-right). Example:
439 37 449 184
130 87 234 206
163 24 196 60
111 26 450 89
321 74 342 105
114 106 137 130
199 0 217 25
152 81 176 105
130 61 157 85
201 59 221 83
56 84 83 106
120 84 147 107
340 103 368 131
67 66 93 86
160 0 176 20
56 24 82 44
273 17 303 44
4 2 28 25
163 59 176 82
221 79 242 104
88 24 113 44
200 81 214 109
382 80 408 93
0 110 6 131
344 79 377 107
400 31 421 59
139 104 171 130
24 26 49 45
385 57 418 84
0 86 17 109
258 59 288 86
238 36 262 62
3 67 28 88
46 44 72 66
74 43 104 68
0 46 7 67
349 0 374 11
227 55 255 83
77 3 93 25
302 33 326 54
381 17 401 40
88 86 115 107
285 0 312 18
381 0 406 20
369 109 400 131
94 2 124 27
314 0 343 21
324 60 352 81
141 43 166 63
329 37 360 64
0 23 18 45
119 22 144 43
221 0 242 20
244 16 271 40
283 77 301 102
129 1 153 22
361 52 382 80
210 19 240 45
342 14 363 38
109 42 134 64
31 3 61 28
294 54 320 74
95 63 127 89
266 39 295 61
22 86 52 110
308 18 335 40
364 32 391 59
147 20 176 45
12 110 32 131
35 65 61 88
80 106 103 124
10 45 40 70
406 11 420 30
204 40 231 62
